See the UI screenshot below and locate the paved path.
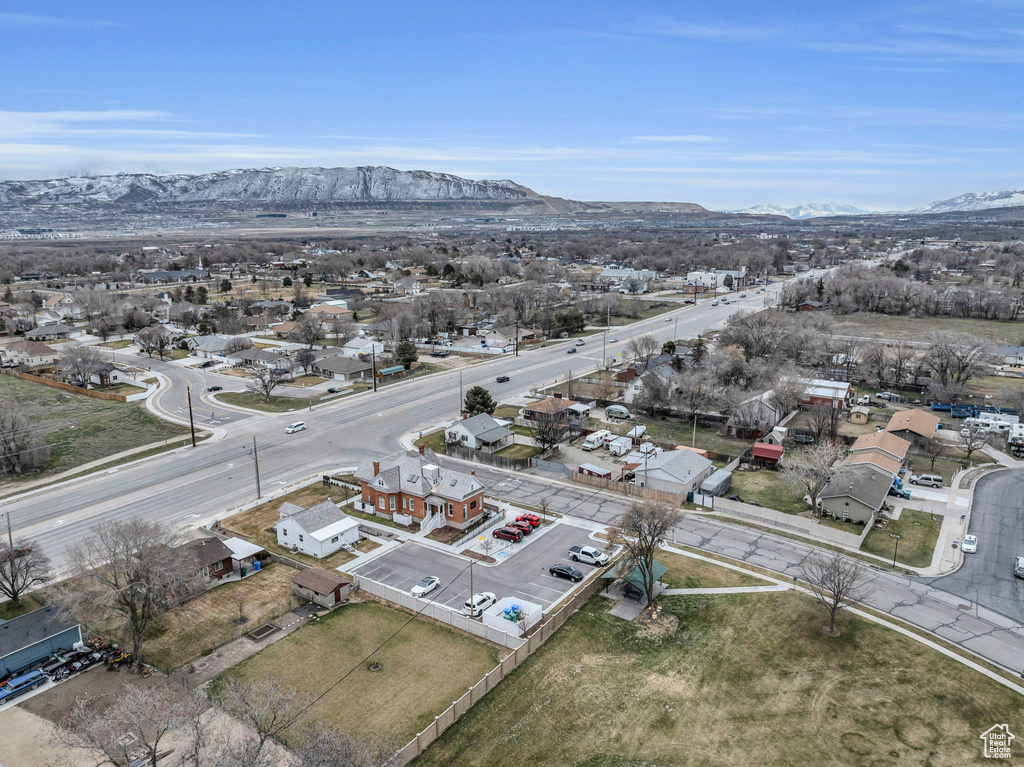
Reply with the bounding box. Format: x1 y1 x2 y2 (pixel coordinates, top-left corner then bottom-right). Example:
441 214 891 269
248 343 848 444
662 584 791 595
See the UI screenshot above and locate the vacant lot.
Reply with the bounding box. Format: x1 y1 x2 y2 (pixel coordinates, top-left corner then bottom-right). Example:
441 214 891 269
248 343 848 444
730 469 807 514
832 312 1024 345
218 483 358 570
641 418 750 458
657 551 768 589
0 376 186 483
216 391 320 412
213 601 499 744
415 592 1020 767
145 562 300 671
862 508 942 568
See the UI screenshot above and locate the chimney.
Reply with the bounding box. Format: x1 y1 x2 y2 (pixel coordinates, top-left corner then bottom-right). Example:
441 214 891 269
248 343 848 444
463 413 469 420
418 444 425 455
553 392 562 399
373 460 380 475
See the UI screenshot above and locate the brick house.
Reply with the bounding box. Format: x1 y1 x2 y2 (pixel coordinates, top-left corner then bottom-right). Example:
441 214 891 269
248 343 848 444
354 448 485 531
179 537 234 583
522 393 579 422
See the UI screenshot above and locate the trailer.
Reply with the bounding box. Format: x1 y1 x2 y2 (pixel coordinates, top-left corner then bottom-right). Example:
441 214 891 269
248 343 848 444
700 469 733 497
608 436 633 456
578 463 612 478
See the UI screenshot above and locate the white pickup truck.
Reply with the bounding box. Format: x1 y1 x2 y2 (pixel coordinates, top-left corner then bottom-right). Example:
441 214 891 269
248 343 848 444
568 545 609 566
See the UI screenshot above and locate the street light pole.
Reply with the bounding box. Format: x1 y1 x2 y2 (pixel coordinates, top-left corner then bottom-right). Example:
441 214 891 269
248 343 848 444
251 436 262 499
186 383 197 448
890 533 901 569
459 369 464 415
371 346 378 393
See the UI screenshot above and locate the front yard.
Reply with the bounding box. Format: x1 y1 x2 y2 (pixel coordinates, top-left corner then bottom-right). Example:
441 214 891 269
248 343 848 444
212 601 499 744
414 590 1022 767
414 429 448 455
729 469 808 514
217 483 359 570
861 508 942 568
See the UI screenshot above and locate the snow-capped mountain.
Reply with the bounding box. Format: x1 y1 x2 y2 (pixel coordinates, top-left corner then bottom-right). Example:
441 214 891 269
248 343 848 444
911 190 1024 215
0 166 536 206
728 202 875 219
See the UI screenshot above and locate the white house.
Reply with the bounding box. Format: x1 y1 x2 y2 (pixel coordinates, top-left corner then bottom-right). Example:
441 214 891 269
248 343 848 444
630 449 714 496
445 413 514 453
276 500 359 559
340 337 384 360
1 340 59 368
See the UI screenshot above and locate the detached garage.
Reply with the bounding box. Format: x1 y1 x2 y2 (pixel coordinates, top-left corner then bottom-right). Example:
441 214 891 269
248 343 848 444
752 443 784 465
0 606 82 678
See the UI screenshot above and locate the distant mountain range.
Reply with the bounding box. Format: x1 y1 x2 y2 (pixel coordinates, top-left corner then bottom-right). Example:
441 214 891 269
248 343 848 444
726 202 876 219
910 189 1024 214
0 166 539 206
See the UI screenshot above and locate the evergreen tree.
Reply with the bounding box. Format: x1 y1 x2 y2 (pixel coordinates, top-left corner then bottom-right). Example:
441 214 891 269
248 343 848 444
395 339 419 369
464 385 497 416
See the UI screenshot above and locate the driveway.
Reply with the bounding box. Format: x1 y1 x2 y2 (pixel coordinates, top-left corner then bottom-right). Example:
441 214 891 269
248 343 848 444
349 522 601 612
922 469 1024 622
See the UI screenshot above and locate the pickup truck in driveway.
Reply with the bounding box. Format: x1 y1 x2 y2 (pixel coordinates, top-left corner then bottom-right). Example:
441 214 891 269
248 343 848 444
569 545 609 566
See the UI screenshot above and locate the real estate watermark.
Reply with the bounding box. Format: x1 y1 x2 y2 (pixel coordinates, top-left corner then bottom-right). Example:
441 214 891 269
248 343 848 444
980 724 1014 759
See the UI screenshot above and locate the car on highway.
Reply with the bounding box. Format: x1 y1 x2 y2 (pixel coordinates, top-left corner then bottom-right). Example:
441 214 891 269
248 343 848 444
549 564 584 582
575 339 586 346
326 387 341 393
463 592 497 617
665 317 672 322
509 520 534 536
0 669 46 706
961 535 978 553
566 348 577 354
910 474 942 488
516 513 541 527
285 421 306 434
496 375 510 383
492 526 523 543
740 293 748 297
410 576 440 598
207 385 223 392
711 299 720 306
609 337 618 343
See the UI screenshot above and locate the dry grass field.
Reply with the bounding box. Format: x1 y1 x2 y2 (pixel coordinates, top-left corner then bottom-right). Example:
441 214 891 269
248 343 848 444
212 601 500 744
656 551 769 589
415 591 1022 767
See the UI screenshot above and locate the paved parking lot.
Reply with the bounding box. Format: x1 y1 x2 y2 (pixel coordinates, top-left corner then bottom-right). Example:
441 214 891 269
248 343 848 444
350 521 604 612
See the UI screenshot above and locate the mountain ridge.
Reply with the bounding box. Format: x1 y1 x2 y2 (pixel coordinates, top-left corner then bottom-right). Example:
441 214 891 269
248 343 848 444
911 189 1024 214
726 202 875 219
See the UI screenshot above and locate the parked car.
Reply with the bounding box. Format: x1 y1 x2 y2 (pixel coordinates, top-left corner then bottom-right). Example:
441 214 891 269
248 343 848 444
198 360 216 369
888 485 910 499
508 520 534 536
516 513 541 527
492 527 523 543
463 592 497 617
326 387 341 393
567 348 577 354
857 395 872 405
569 545 609 566
910 474 942 488
549 564 584 582
285 421 306 434
876 391 894 400
410 576 440 598
496 375 510 383
961 535 978 554
430 351 450 358
0 670 46 706
207 385 223 392
1015 556 1024 578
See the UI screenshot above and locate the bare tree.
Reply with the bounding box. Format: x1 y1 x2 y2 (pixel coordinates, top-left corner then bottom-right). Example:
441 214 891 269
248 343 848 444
800 550 865 637
137 326 173 359
925 331 991 390
634 370 671 416
294 314 325 349
959 425 989 461
611 500 681 606
807 404 842 443
0 402 50 476
217 678 310 765
57 342 107 385
247 367 286 402
673 368 711 422
329 316 357 347
625 334 660 367
0 539 50 607
919 435 948 471
769 374 804 418
887 342 916 387
295 348 317 375
782 441 843 514
294 723 399 767
61 519 197 670
561 370 579 402
529 418 568 454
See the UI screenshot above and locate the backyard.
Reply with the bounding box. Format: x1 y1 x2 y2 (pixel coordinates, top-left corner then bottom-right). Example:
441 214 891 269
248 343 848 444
861 508 942 568
414 591 1021 767
0 375 187 485
640 417 751 458
729 469 807 514
217 483 359 570
212 601 499 744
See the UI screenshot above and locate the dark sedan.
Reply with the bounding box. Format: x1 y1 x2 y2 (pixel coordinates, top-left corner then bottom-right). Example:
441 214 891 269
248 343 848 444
549 564 584 582
496 375 510 383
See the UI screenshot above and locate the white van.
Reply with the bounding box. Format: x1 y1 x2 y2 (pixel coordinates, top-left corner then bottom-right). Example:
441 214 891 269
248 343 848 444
582 430 609 451
285 421 306 434
605 405 630 420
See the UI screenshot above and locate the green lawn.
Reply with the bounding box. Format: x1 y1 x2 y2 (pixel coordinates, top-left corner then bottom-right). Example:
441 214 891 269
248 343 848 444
492 404 522 419
641 418 750 458
97 339 134 349
657 551 769 589
216 391 319 412
415 592 1022 767
0 593 46 621
495 443 542 459
832 312 1024 345
729 469 808 514
414 429 447 455
861 509 942 568
0 376 187 485
213 602 499 745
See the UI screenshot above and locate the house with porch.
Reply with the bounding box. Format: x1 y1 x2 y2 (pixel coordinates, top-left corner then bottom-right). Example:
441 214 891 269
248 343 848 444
445 413 514 452
1 340 59 368
25 323 77 342
276 500 359 559
186 334 252 359
310 354 373 381
354 448 486 532
179 537 235 583
523 393 579 422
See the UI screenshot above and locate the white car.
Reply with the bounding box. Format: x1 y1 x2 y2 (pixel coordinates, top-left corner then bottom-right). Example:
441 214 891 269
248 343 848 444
876 391 894 401
609 337 619 343
961 535 978 554
711 299 720 306
410 576 440 598
463 591 497 617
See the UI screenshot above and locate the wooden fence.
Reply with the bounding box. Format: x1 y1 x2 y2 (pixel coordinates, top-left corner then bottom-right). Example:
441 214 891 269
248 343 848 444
1 369 128 401
569 471 684 505
391 574 605 764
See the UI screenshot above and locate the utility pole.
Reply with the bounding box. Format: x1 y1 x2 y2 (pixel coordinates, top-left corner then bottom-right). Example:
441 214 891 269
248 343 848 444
3 511 12 550
186 384 197 448
514 320 519 357
251 436 262 499
371 345 377 393
459 369 464 415
469 559 474 606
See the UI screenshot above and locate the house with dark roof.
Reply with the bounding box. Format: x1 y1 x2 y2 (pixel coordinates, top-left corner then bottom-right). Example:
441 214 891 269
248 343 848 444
276 500 359 558
0 606 82 678
523 393 579 422
136 268 209 284
820 463 891 524
444 413 514 453
179 537 235 583
309 354 372 381
24 323 77 341
354 448 485 531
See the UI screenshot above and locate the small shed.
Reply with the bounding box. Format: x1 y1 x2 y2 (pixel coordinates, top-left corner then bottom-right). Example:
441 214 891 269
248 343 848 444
700 469 733 497
752 442 784 465
578 463 612 478
850 406 871 425
222 537 266 575
292 568 353 609
378 365 406 378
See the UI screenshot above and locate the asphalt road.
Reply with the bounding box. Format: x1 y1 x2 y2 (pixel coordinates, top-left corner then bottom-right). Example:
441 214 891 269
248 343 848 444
923 469 1024 623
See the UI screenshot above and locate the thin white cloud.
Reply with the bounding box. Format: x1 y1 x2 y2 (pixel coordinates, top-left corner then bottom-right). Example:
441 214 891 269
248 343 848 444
0 13 118 28
632 135 727 143
0 110 261 141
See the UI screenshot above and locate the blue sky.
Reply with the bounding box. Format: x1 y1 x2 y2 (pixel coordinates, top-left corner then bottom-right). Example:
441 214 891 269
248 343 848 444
1 1 1021 209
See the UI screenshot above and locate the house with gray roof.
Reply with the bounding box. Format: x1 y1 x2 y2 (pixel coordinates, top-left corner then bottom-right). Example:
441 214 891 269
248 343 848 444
310 354 373 381
276 499 359 559
0 606 81 678
24 323 77 341
185 334 253 359
630 449 715 497
444 413 514 453
819 463 890 524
